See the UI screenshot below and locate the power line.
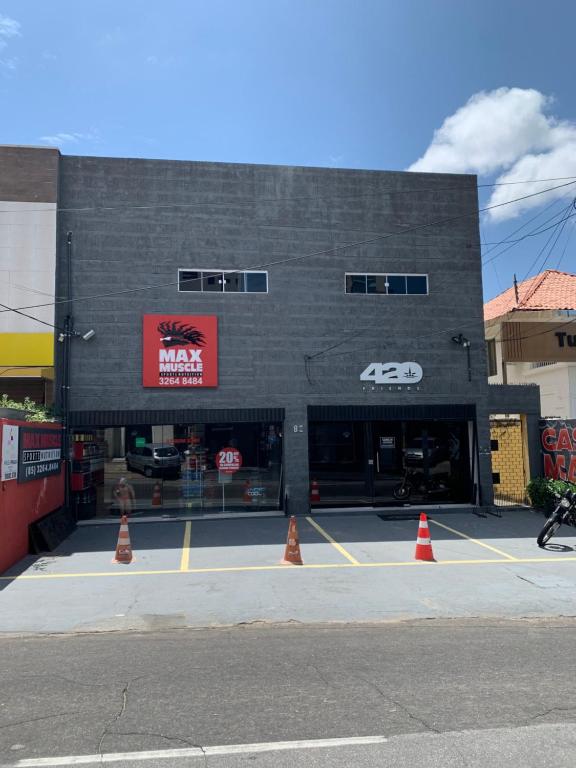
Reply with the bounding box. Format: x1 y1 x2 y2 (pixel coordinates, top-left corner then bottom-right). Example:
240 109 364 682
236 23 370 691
519 201 575 282
2 175 576 216
0 302 60 331
555 218 575 270
482 211 576 263
479 216 503 294
2 178 575 366
482 212 574 267
482 176 576 186
1 177 575 320
535 205 574 276
487 315 576 351
481 196 563 257
312 311 576 363
481 198 570 266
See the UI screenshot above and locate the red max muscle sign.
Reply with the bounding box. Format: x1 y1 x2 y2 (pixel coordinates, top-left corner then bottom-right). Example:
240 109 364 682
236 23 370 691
143 315 218 387
540 419 576 482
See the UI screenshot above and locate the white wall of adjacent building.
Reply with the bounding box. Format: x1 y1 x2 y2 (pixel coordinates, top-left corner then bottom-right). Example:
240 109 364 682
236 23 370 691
0 200 57 333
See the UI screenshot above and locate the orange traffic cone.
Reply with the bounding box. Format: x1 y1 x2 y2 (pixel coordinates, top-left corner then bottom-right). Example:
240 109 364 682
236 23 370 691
281 516 304 565
414 512 435 562
151 482 162 506
113 515 134 564
310 479 320 503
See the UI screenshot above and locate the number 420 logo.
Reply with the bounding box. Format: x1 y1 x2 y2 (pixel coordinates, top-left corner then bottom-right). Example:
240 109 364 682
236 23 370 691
360 362 423 384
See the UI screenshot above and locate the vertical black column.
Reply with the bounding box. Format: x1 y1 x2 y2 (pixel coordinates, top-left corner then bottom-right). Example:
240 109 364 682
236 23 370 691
364 421 374 503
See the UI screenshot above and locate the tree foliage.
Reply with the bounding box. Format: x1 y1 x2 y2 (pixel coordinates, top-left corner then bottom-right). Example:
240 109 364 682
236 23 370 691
526 476 576 512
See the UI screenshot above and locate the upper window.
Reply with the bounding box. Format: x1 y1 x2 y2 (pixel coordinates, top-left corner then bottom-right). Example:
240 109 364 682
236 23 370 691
345 273 428 295
178 270 268 293
486 338 498 377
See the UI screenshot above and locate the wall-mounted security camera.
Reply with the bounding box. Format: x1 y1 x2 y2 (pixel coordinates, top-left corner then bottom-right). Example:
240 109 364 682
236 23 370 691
81 329 96 341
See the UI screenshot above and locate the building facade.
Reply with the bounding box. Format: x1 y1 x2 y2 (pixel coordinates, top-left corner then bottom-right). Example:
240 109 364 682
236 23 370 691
46 152 506 518
0 146 59 405
485 270 576 419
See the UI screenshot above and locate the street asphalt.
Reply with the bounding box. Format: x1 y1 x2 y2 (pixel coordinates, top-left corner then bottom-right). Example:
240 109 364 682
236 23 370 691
1 620 576 767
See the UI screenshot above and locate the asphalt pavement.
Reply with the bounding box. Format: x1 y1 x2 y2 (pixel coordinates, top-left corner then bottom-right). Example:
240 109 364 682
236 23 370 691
2 511 576 765
1 620 576 767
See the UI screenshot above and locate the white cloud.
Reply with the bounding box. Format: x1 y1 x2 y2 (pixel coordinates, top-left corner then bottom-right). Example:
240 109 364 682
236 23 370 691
408 87 576 221
39 130 100 147
98 27 122 46
0 56 17 70
0 14 20 71
146 54 177 67
324 154 344 167
0 14 21 46
487 141 576 220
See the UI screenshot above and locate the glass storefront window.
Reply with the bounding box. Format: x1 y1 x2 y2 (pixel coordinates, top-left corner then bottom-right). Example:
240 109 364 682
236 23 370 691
71 422 283 519
309 419 473 507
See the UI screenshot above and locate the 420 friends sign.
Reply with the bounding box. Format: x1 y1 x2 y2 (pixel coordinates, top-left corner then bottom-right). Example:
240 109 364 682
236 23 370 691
143 315 218 388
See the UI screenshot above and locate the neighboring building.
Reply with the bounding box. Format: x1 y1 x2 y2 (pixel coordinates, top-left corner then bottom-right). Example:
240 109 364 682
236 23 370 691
0 146 59 405
485 270 576 419
1 146 542 517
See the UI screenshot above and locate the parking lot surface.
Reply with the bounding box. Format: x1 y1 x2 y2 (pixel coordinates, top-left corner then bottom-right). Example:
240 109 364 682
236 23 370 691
1 509 576 633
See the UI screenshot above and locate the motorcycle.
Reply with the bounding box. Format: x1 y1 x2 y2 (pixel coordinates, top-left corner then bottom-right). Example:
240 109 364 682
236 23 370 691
536 489 576 547
393 468 449 501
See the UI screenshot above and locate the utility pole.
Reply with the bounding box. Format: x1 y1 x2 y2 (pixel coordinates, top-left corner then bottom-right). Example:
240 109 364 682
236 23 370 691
62 231 74 513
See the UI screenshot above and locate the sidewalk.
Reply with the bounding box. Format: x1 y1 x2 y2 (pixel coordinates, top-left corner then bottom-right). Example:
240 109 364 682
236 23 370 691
1 510 576 633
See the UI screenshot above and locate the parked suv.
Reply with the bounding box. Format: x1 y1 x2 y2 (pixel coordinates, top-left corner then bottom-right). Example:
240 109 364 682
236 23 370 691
125 444 182 478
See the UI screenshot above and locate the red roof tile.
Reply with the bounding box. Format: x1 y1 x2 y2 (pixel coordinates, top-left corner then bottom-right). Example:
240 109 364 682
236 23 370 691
484 269 576 322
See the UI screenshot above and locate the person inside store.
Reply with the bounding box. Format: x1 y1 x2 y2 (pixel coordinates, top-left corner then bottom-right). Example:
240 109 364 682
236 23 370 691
113 477 136 516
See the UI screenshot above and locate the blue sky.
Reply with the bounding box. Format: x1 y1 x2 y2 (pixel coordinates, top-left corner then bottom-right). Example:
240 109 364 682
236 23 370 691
1 0 575 300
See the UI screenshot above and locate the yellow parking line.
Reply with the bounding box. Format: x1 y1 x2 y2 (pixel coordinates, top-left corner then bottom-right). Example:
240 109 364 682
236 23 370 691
180 521 191 571
2 555 576 581
306 516 360 565
429 518 518 561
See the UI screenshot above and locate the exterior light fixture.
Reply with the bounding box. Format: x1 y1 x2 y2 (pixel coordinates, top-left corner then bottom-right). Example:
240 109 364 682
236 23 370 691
451 333 470 347
451 333 472 381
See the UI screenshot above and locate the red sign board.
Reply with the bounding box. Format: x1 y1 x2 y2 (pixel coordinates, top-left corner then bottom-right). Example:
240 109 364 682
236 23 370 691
541 419 576 482
18 427 63 483
143 315 218 387
216 447 242 474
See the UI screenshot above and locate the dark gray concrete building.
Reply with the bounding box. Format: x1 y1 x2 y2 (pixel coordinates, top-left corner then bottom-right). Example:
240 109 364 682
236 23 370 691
46 151 539 518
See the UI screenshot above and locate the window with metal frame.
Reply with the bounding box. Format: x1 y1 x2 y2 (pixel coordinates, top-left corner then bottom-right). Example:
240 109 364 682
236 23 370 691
178 269 268 293
345 273 428 295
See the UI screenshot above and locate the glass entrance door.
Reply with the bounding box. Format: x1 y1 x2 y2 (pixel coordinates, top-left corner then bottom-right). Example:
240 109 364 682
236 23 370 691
372 422 405 503
372 421 473 506
309 419 474 508
308 421 372 507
